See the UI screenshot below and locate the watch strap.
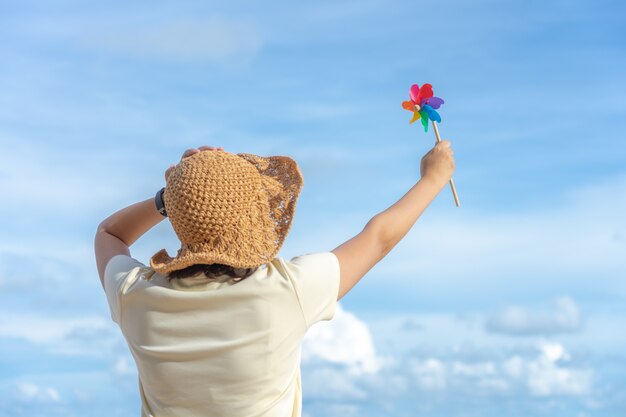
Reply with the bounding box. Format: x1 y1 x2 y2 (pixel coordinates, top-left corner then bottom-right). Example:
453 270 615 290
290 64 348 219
155 187 168 217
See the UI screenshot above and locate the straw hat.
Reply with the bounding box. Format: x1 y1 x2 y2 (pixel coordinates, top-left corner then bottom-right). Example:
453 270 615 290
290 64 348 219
149 150 304 275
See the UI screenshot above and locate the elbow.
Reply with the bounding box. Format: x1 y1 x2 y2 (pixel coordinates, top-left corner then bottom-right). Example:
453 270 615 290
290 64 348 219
366 215 394 258
96 222 109 235
95 222 118 242
95 224 129 246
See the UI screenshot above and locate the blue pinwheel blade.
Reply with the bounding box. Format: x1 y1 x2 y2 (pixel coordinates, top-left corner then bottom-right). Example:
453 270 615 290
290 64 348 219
423 105 441 123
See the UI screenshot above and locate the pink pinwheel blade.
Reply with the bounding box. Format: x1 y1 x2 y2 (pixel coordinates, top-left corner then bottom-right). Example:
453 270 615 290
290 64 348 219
409 84 420 103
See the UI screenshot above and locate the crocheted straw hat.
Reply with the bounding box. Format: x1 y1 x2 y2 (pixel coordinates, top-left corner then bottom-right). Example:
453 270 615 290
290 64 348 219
150 150 303 275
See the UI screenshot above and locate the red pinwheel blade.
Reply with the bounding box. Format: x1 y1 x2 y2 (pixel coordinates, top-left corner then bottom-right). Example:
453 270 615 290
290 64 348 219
418 84 433 101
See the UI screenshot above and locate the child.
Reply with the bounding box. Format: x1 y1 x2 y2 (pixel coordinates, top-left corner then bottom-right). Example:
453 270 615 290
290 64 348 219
94 142 454 417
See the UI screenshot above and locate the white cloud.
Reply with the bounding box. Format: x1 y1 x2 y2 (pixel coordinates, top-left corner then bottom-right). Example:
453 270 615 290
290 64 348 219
411 357 508 393
408 342 592 397
410 358 446 390
13 381 61 403
365 310 601 398
526 342 592 397
496 342 593 397
478 377 510 391
451 360 496 377
503 356 525 378
485 296 582 336
302 303 384 374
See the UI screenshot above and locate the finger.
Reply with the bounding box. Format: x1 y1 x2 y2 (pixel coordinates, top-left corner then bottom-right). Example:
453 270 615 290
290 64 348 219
198 146 224 152
182 148 200 158
165 164 175 181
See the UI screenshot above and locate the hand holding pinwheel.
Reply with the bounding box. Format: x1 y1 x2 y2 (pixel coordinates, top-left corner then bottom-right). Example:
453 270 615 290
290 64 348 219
402 83 460 207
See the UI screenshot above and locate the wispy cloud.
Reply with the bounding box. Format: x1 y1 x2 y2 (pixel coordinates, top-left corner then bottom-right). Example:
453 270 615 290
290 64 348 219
82 16 264 65
0 313 121 356
485 297 582 336
367 174 626 307
0 136 142 214
112 356 137 378
12 381 61 404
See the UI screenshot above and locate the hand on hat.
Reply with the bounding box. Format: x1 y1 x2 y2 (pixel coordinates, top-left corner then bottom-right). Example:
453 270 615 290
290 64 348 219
165 146 224 182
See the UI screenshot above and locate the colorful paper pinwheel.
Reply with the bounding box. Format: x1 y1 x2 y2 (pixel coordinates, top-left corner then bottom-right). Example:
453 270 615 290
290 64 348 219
401 83 444 132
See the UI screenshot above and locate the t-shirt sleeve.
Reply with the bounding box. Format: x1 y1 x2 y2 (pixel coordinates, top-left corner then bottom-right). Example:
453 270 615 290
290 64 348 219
285 251 341 329
104 254 146 324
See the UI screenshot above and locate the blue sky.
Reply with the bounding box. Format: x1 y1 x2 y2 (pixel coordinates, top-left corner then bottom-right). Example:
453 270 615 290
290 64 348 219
1 0 625 416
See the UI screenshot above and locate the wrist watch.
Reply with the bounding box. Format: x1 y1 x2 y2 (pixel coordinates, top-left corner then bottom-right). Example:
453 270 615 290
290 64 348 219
155 187 168 217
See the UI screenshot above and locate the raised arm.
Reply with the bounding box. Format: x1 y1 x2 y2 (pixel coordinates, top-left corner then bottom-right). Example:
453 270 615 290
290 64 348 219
331 140 455 300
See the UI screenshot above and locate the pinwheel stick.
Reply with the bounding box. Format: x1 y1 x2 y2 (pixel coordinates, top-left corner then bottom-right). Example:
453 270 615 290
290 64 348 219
432 121 461 207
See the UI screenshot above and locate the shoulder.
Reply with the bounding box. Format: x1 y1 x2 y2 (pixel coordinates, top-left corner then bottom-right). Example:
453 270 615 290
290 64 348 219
266 252 340 292
270 252 341 327
105 254 146 275
276 252 340 279
104 255 152 292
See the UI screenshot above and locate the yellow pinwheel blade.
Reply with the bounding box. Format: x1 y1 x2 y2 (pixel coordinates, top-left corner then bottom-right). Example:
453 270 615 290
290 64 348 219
409 111 421 124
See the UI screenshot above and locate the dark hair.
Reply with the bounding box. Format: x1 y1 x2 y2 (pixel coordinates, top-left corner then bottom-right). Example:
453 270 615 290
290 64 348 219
167 263 258 283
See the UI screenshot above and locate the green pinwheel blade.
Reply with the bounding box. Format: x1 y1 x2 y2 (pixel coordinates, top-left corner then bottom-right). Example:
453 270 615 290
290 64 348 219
419 110 429 132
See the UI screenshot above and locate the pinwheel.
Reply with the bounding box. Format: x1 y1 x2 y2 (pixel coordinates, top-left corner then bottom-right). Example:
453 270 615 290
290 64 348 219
402 83 460 207
401 83 444 132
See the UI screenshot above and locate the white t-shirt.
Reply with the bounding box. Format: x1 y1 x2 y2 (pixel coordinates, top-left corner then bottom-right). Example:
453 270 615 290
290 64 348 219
104 251 340 417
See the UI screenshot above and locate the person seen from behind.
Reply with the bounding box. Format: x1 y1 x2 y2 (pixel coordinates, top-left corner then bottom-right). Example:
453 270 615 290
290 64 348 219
94 141 455 416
